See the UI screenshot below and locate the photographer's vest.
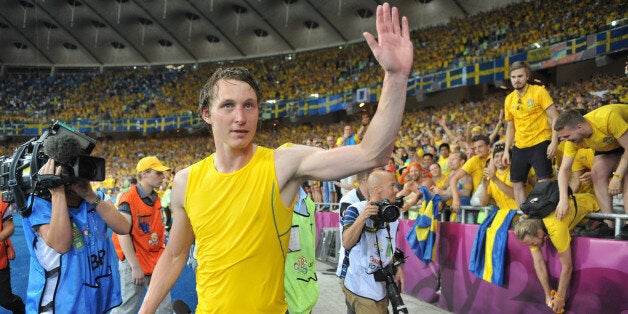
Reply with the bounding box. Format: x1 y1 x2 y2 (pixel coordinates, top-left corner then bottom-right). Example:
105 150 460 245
344 200 399 301
112 184 165 275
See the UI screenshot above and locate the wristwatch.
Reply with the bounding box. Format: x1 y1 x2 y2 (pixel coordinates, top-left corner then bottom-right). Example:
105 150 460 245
613 172 624 179
89 196 101 208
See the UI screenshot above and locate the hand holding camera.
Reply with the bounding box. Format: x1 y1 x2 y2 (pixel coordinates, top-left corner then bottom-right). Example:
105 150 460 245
0 121 106 216
360 203 380 221
38 159 64 194
370 197 403 228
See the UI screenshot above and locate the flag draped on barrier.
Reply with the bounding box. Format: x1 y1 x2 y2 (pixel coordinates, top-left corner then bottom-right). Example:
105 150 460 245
406 187 440 265
468 207 517 286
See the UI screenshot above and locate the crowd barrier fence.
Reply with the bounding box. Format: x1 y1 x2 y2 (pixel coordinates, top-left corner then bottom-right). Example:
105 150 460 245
314 204 628 313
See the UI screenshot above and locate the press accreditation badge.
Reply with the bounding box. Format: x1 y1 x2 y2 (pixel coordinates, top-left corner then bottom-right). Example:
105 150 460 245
71 221 85 250
288 225 301 252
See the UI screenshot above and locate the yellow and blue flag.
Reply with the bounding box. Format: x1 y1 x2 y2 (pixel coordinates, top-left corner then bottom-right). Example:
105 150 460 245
406 187 441 265
468 207 517 286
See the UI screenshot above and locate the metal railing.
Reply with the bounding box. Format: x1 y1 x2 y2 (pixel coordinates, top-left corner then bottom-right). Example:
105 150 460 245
314 202 341 213
316 203 627 237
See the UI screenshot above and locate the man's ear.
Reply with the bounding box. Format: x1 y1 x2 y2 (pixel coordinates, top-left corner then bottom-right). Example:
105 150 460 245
371 185 381 197
201 108 212 125
536 228 545 238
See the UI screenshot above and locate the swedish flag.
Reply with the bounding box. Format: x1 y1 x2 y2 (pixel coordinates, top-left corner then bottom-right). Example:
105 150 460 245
405 188 440 265
469 207 517 286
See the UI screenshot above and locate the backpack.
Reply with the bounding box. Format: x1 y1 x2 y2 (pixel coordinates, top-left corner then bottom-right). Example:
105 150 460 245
520 181 573 219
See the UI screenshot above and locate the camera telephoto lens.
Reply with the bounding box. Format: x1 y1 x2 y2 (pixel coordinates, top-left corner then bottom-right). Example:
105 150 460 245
381 204 400 222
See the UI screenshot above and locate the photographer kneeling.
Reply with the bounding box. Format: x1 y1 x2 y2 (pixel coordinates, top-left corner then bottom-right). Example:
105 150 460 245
341 169 406 314
20 132 131 313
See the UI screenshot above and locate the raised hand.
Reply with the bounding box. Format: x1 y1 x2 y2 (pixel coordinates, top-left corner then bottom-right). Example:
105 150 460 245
363 3 413 78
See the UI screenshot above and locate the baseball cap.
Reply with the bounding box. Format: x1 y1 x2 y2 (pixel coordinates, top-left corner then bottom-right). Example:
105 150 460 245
136 156 170 173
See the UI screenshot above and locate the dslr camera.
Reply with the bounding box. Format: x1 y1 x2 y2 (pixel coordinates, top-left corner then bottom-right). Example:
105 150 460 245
373 248 408 314
0 121 105 216
370 196 403 228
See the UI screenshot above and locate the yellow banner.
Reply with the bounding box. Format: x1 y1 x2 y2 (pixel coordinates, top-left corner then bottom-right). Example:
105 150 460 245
527 46 551 63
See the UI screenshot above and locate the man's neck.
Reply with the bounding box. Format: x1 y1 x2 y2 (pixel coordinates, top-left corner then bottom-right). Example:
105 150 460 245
214 144 257 173
138 182 154 195
516 84 528 97
357 186 368 201
582 120 594 139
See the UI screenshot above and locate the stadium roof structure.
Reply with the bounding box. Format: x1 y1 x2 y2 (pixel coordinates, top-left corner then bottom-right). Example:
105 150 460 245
0 0 520 68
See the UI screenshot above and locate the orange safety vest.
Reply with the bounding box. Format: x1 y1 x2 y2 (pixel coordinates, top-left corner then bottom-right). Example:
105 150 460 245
112 184 165 275
0 201 14 270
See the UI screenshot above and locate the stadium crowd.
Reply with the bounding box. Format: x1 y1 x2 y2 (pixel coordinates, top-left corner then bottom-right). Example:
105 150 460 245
0 0 624 124
0 73 626 188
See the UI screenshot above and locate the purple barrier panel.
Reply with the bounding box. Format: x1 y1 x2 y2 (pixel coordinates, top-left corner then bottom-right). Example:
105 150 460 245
559 236 628 312
315 212 339 245
397 219 440 303
438 222 628 313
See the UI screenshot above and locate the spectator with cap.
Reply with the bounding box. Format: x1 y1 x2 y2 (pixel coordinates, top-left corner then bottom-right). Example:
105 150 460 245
479 143 518 211
111 156 172 314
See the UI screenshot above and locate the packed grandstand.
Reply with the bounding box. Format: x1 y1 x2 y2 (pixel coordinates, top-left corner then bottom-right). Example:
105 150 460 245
0 0 626 183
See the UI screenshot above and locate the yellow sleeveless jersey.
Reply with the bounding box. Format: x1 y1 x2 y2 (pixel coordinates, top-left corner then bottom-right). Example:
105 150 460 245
185 146 293 313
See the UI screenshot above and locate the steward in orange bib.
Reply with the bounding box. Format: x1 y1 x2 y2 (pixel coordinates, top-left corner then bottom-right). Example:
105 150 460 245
111 156 172 314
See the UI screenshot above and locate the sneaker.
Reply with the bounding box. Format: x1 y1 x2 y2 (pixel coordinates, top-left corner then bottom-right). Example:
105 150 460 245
616 225 628 240
580 220 615 238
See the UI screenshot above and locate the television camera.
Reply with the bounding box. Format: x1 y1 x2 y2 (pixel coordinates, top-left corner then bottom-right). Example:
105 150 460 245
0 121 105 216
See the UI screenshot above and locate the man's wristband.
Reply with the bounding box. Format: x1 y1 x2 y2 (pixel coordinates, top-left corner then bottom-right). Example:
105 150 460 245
89 196 101 208
612 172 624 179
551 289 565 301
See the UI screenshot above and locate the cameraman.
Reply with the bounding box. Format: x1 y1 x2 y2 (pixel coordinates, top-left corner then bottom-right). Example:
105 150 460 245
21 158 131 313
341 169 405 314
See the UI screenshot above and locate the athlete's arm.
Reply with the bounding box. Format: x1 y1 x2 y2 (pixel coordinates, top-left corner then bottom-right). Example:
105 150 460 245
139 168 195 314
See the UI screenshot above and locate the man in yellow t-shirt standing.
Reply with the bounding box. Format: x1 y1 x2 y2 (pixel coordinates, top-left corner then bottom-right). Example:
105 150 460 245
554 105 628 239
501 61 559 208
